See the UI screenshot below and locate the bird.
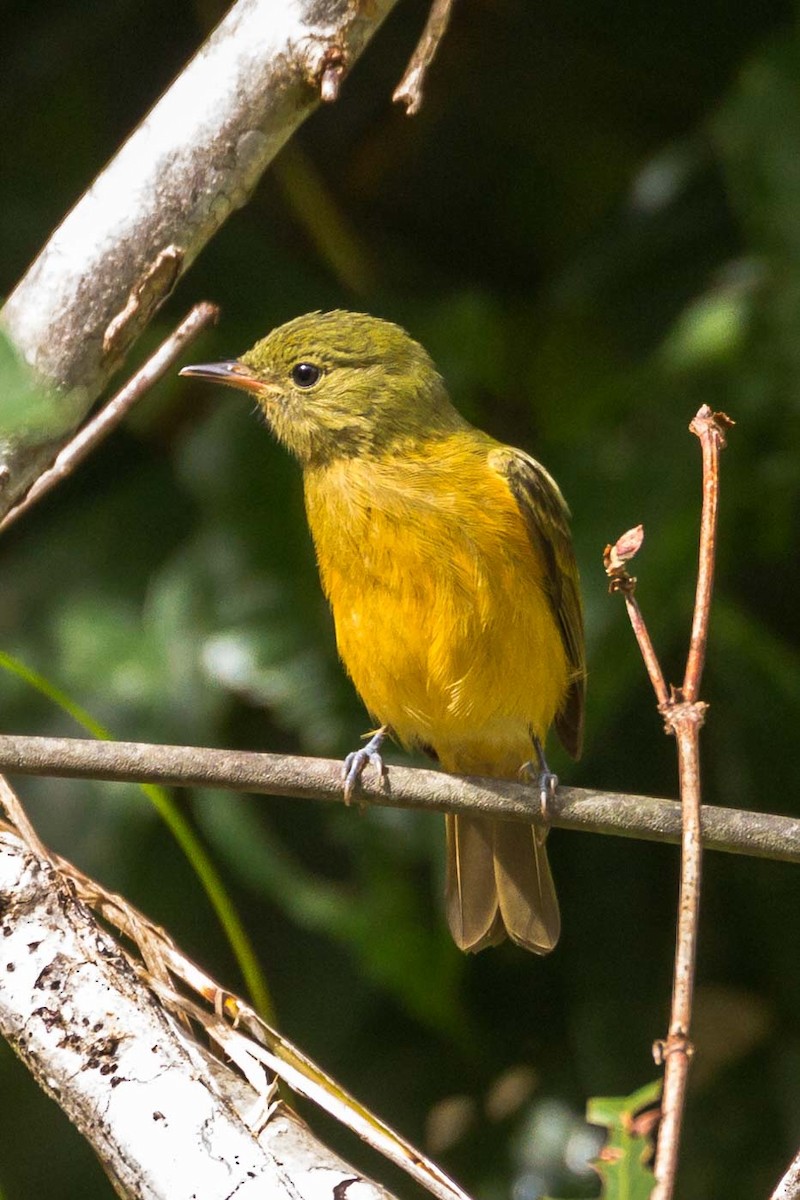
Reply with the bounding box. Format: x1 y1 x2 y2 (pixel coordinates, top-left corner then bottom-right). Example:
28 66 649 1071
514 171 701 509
180 310 585 953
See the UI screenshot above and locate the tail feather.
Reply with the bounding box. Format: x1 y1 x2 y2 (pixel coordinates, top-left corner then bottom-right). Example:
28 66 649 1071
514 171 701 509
445 813 560 954
493 820 560 953
445 813 505 951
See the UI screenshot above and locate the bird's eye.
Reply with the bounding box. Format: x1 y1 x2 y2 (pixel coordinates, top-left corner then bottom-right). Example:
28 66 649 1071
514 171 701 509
291 362 321 388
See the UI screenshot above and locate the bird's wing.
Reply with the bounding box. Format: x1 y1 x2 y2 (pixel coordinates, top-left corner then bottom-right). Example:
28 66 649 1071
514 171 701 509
489 445 586 759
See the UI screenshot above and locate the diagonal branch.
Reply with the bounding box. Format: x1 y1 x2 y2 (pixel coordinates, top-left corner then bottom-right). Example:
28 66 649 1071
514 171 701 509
0 0 399 515
0 732 795 863
0 775 469 1200
770 1145 800 1200
0 825 397 1200
393 0 456 115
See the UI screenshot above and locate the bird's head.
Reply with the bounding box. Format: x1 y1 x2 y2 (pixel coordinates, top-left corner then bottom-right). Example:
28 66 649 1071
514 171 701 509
180 310 463 467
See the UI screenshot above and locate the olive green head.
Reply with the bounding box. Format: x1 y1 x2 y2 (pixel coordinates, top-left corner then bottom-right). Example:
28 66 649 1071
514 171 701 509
180 310 464 466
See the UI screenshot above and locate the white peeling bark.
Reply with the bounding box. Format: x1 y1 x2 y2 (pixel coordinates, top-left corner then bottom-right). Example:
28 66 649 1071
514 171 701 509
0 832 395 1200
0 0 398 512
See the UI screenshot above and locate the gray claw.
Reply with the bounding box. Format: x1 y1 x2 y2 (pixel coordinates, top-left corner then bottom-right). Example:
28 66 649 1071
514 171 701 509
342 729 388 803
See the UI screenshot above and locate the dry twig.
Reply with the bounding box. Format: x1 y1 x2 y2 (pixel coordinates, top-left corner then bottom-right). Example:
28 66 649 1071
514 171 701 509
0 303 218 535
605 404 733 1200
393 0 456 114
604 524 669 707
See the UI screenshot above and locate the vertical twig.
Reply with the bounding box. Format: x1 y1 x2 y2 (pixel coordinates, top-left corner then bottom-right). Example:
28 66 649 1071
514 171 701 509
651 702 705 1197
683 408 732 700
605 405 733 1200
651 408 731 1200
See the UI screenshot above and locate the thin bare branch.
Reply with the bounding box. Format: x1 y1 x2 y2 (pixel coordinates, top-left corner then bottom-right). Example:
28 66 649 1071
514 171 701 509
607 407 733 1200
393 0 456 115
652 705 706 1197
605 525 669 707
0 732 795 863
0 303 218 536
651 406 730 1200
683 407 734 700
0 774 51 860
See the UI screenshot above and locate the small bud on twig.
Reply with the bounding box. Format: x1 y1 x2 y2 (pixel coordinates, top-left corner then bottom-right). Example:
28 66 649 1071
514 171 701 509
604 524 644 593
688 405 735 447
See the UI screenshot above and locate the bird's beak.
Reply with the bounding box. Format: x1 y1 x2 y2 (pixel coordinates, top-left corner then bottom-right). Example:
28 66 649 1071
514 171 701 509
179 360 264 396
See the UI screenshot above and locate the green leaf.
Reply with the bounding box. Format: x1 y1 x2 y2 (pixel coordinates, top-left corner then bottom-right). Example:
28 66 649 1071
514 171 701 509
0 649 274 1022
586 1080 660 1199
0 328 84 442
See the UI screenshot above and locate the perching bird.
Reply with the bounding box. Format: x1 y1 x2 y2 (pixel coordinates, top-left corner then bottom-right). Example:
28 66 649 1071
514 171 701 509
181 311 585 953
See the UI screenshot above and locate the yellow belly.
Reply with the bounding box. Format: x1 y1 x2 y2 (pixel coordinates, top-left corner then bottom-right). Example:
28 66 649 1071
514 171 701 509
303 440 570 778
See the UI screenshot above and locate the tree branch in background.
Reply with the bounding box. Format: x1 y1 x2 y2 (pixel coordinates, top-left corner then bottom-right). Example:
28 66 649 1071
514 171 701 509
0 732 795 864
393 0 456 114
606 404 734 1200
0 303 218 535
0 777 470 1200
0 0 399 515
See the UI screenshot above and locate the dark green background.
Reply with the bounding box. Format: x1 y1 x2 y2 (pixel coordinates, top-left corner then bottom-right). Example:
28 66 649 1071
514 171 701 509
1 1 798 1196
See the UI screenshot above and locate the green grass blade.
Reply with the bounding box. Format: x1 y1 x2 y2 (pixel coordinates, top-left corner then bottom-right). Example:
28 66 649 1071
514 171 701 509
0 650 274 1021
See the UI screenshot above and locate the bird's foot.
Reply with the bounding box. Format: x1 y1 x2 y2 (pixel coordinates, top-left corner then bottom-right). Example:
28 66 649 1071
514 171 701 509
343 726 389 804
519 734 558 821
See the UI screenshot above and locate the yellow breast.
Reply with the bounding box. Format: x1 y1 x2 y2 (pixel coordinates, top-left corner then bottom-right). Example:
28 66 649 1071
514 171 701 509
303 434 570 776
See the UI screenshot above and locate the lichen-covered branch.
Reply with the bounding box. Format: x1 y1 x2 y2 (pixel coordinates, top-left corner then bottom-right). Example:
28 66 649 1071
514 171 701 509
770 1145 800 1200
0 0 399 513
0 829 397 1200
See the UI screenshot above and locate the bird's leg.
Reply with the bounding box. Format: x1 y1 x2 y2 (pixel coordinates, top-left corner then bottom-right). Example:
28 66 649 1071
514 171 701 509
343 725 390 804
519 732 559 821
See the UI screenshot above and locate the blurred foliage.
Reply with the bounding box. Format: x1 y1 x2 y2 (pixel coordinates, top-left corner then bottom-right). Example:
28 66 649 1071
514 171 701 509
1 1 799 1198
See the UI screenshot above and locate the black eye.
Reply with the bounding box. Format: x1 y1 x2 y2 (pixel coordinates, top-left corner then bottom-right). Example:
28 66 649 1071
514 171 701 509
291 362 321 388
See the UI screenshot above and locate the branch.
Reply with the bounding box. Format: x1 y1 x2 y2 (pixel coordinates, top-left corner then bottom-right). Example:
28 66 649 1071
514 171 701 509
393 0 456 115
0 826 397 1200
607 405 734 1200
0 0 399 514
683 409 734 699
651 408 731 1200
0 774 471 1200
0 733 795 863
770 1146 800 1200
605 525 669 707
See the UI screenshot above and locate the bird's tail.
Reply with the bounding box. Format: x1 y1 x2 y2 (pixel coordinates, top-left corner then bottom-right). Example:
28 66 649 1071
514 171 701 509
445 812 560 954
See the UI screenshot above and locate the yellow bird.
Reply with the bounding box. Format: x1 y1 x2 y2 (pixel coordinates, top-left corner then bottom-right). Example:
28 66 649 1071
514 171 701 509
181 311 586 953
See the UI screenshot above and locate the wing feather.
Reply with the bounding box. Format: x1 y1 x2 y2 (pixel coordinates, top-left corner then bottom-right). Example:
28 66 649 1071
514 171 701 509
489 445 586 758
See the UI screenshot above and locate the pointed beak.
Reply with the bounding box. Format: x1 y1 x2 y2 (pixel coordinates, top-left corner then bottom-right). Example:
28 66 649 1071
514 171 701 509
179 360 264 396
